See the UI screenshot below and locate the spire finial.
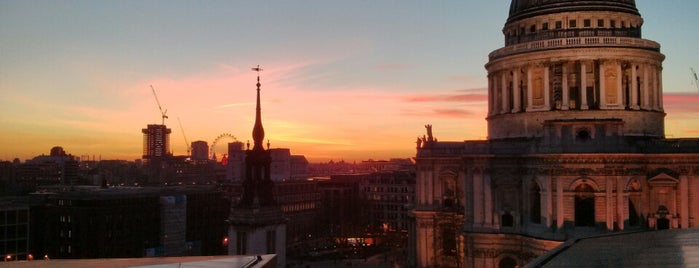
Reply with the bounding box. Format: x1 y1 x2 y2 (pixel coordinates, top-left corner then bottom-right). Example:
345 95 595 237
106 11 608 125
251 65 265 150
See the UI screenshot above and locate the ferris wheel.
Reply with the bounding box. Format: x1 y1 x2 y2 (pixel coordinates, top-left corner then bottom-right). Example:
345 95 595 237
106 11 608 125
210 133 239 160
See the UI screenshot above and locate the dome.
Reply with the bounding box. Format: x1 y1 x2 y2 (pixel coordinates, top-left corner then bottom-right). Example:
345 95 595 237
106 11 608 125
508 0 639 23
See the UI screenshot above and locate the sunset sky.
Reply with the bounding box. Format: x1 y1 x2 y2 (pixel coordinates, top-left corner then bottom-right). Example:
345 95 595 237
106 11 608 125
2 1 699 162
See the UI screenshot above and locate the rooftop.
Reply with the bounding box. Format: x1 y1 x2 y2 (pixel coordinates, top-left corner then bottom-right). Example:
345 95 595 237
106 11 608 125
526 229 699 267
0 255 276 268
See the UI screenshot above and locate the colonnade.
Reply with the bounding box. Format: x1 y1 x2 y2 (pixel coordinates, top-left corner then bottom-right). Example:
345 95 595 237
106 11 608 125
488 60 663 116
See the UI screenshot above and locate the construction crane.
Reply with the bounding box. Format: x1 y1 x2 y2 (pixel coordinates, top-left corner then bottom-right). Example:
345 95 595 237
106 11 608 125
177 117 191 155
150 85 168 125
692 68 699 92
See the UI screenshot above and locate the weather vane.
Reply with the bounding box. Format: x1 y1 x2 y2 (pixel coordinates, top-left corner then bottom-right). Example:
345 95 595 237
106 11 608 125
252 65 263 75
252 65 263 86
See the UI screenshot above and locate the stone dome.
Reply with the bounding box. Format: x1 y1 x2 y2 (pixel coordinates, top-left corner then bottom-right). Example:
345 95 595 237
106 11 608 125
508 0 639 23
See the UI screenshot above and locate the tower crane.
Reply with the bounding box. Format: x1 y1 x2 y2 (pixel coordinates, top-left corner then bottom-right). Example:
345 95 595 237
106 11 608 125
177 117 191 155
692 68 699 92
150 85 168 125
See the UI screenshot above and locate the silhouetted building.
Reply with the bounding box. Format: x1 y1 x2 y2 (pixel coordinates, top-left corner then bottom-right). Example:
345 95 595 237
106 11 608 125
412 1 699 267
18 148 80 187
32 185 228 259
318 175 368 240
227 68 286 268
0 200 30 261
190 141 209 161
289 156 309 180
142 124 171 161
361 171 415 233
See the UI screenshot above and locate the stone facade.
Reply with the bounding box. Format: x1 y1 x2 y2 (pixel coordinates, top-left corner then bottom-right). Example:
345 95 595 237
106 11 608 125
411 1 699 267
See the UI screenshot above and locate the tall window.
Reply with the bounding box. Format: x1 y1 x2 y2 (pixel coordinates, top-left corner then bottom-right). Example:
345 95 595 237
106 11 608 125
499 257 517 268
574 184 595 227
530 182 542 224
266 230 276 254
236 231 247 255
441 224 456 256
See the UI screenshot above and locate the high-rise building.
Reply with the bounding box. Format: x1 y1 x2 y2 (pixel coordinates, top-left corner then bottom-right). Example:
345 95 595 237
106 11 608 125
412 1 699 267
190 141 209 161
142 124 171 161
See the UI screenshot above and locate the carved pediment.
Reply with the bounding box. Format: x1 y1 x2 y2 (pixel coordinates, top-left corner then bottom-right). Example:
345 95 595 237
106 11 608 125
648 173 678 185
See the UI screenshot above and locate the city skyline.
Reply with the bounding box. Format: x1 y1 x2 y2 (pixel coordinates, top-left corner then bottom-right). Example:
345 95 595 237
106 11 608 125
2 1 699 162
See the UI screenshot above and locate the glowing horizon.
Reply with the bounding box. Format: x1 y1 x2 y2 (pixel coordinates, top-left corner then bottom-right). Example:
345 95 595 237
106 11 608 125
1 1 698 163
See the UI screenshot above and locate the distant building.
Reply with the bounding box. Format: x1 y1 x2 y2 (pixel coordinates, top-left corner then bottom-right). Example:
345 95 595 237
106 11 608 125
190 141 209 161
32 185 228 259
412 1 699 267
142 124 171 161
318 175 368 239
0 199 31 261
361 171 415 233
18 147 79 187
226 144 308 182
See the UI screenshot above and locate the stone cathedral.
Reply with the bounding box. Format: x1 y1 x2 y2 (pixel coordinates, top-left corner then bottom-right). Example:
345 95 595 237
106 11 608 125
412 1 699 267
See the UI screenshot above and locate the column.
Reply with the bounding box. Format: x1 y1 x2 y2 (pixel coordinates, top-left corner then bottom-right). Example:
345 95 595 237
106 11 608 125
631 64 639 110
617 177 624 230
556 178 564 229
599 63 607 109
617 63 623 108
658 67 664 110
545 176 553 227
681 175 689 228
527 67 534 111
544 65 551 110
654 66 662 111
606 178 614 230
512 68 521 113
427 172 433 206
501 72 509 114
580 61 589 110
562 64 570 110
473 171 483 227
484 173 493 227
488 75 493 116
642 65 650 109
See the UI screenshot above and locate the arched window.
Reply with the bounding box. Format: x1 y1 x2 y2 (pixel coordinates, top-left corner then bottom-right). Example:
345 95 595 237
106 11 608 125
440 223 456 256
575 184 595 227
441 175 458 211
502 212 514 227
499 257 518 268
530 181 541 224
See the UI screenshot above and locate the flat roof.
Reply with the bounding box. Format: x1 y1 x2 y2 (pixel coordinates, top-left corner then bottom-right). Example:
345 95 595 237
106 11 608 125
1 255 275 268
527 229 699 267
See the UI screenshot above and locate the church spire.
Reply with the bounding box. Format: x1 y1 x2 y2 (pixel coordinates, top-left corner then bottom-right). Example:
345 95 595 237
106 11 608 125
251 65 265 151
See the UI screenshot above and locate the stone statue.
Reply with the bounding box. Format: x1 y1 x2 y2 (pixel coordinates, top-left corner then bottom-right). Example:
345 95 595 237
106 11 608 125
425 124 433 142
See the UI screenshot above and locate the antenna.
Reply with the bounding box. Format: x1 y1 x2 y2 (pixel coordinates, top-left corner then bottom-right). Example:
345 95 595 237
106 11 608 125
691 68 699 92
150 85 168 125
177 117 190 155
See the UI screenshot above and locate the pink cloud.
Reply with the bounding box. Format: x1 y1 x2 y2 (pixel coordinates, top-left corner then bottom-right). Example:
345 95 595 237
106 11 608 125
433 109 474 118
663 92 699 115
663 92 699 104
401 108 478 119
402 93 487 103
